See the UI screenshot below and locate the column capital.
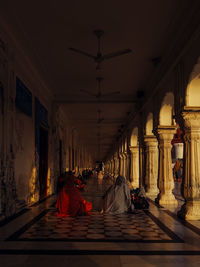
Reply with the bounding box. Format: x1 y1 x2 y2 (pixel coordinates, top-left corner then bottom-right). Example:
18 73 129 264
157 125 177 134
122 151 127 158
182 108 200 129
129 146 139 153
157 126 177 143
144 135 158 153
144 135 158 143
119 153 124 159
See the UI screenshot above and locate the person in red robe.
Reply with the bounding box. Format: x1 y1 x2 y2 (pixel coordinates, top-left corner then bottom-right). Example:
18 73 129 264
56 173 66 194
56 174 92 217
74 175 86 191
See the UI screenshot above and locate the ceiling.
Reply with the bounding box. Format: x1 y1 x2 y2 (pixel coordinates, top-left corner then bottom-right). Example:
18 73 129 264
0 0 189 161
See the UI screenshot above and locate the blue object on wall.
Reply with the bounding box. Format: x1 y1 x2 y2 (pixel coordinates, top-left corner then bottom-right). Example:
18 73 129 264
16 77 32 117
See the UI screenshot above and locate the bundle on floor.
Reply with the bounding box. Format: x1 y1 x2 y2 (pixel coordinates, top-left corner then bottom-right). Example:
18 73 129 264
130 188 149 209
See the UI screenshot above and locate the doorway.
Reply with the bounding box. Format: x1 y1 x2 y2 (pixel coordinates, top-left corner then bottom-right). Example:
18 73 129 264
39 127 48 199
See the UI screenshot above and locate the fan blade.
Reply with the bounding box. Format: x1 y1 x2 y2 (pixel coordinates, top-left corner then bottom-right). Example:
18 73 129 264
102 91 120 97
80 89 96 96
103 49 132 60
69 47 95 59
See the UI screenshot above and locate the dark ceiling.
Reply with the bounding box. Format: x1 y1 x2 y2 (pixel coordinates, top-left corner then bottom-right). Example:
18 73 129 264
0 0 191 161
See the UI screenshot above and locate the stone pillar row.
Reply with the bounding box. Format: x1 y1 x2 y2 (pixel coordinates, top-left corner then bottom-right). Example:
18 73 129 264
122 152 127 178
114 155 119 179
106 109 200 220
119 153 123 176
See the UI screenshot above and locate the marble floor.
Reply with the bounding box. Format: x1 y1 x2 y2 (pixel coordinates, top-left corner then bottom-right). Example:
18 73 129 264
1 176 200 266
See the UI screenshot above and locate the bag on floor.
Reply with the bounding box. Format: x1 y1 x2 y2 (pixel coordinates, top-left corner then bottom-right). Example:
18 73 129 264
132 196 149 209
130 188 149 209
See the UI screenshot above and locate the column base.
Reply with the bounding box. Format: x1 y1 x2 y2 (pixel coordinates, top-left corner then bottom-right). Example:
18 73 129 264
159 193 178 206
146 191 159 199
131 181 139 189
146 188 159 198
178 201 200 220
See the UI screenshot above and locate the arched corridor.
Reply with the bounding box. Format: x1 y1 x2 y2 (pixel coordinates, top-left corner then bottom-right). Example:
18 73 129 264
2 0 200 266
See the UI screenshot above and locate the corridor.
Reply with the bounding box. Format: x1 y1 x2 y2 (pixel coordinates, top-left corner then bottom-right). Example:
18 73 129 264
2 1 200 266
1 175 200 266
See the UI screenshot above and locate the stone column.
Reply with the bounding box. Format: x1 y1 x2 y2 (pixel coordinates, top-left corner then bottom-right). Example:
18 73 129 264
129 146 139 188
111 158 114 178
139 146 145 187
119 153 124 176
144 135 159 198
157 126 177 205
126 152 131 180
114 155 119 179
108 160 112 177
122 152 127 178
178 110 200 220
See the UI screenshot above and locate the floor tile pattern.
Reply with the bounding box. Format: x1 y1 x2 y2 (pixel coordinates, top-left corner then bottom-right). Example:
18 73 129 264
9 208 182 243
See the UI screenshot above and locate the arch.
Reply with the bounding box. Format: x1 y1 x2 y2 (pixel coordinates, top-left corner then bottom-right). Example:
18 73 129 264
130 127 138 146
185 57 200 107
120 140 123 153
145 113 153 135
159 92 174 126
118 141 122 154
121 138 125 153
124 136 128 152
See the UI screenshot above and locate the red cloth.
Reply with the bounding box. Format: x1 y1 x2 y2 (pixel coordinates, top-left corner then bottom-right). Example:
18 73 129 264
75 178 85 190
56 175 92 217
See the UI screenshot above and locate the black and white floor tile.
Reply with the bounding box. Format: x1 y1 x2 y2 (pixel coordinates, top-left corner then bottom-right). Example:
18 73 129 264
8 208 182 243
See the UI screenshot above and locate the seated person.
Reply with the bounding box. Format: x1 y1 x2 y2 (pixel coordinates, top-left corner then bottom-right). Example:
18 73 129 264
102 175 131 214
56 172 66 194
56 173 92 217
173 159 183 181
75 175 86 191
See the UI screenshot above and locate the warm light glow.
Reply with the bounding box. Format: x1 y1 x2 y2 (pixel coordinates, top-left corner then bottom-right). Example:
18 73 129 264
29 167 38 203
146 113 153 135
130 127 138 146
159 92 174 126
186 77 200 106
46 168 52 195
124 138 127 152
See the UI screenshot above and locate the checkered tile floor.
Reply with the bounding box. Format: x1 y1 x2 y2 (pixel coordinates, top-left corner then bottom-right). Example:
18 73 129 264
13 208 178 242
6 177 183 243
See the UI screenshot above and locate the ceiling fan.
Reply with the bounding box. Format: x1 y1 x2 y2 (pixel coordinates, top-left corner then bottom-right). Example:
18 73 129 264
69 29 132 69
80 77 120 100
